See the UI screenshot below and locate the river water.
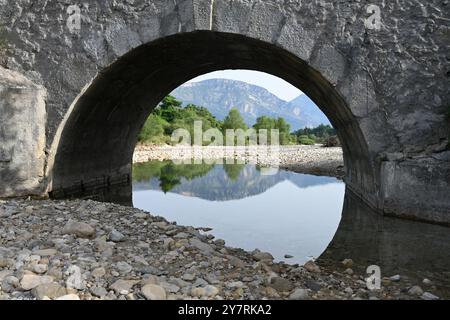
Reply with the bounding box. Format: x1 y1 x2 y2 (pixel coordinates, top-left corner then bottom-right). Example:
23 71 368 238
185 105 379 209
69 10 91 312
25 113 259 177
132 160 450 297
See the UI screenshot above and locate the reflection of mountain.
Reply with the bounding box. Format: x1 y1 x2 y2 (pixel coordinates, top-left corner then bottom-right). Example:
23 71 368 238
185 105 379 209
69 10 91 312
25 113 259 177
133 161 338 201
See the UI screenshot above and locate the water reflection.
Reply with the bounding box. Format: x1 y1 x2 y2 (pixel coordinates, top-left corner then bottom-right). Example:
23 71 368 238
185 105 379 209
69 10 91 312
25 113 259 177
133 160 345 264
320 190 450 296
133 160 339 201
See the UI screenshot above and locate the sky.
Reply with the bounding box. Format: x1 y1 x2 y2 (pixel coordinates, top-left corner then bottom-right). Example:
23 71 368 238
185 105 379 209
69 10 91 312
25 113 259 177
187 70 303 102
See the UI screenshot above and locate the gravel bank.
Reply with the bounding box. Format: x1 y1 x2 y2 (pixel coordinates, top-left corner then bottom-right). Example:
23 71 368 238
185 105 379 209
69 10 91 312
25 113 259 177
0 199 441 300
134 145 345 178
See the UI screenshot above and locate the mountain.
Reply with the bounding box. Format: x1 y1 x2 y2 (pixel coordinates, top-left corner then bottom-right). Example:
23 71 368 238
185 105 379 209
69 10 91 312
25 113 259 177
170 79 330 130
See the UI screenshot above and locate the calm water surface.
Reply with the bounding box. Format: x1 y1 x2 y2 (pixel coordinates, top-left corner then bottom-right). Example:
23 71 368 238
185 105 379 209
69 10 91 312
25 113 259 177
129 160 450 297
132 160 345 264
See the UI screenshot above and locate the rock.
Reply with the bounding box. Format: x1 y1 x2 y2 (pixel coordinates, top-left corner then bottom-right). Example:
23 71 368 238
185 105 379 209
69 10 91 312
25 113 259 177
91 267 106 278
191 287 206 298
33 249 57 256
284 254 293 259
141 284 166 300
55 294 80 300
304 260 320 273
20 274 54 291
252 251 274 262
189 238 214 254
204 285 219 298
341 259 354 268
91 287 108 298
62 220 96 238
422 278 432 285
268 277 294 292
389 275 401 282
31 283 67 300
193 278 209 288
182 273 196 281
0 258 14 268
421 292 439 300
344 287 354 295
408 286 424 296
32 264 48 274
66 265 84 290
108 229 126 242
305 280 321 292
289 288 309 300
115 261 132 274
345 268 354 275
110 279 139 295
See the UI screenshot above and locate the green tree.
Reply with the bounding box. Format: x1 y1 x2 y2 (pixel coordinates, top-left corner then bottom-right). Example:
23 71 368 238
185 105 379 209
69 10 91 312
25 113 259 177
222 108 248 131
138 114 169 144
154 95 182 122
276 117 292 145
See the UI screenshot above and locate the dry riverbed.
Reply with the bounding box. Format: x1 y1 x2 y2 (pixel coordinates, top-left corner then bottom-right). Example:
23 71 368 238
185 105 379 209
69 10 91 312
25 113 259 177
133 145 345 178
0 199 441 300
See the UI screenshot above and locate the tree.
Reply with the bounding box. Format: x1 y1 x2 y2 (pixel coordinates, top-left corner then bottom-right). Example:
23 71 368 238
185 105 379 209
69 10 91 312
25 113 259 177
276 117 291 145
222 108 248 131
154 95 182 122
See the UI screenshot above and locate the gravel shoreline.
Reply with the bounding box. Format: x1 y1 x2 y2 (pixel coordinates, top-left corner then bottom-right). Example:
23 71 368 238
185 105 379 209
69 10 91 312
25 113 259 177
0 199 441 300
133 145 345 178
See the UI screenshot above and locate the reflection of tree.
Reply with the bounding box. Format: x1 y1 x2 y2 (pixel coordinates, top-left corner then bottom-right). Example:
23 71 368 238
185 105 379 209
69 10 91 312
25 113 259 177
132 161 214 193
224 163 245 181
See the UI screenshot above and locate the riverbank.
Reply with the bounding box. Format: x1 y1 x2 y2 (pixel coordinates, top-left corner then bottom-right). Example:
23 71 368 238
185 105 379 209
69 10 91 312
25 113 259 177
0 199 441 300
133 145 345 178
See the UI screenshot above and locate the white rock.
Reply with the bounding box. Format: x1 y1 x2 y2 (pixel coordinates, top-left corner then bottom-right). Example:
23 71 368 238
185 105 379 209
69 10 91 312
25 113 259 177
55 294 80 300
408 286 424 296
421 292 439 300
66 265 84 290
20 274 54 291
289 288 309 300
141 284 167 300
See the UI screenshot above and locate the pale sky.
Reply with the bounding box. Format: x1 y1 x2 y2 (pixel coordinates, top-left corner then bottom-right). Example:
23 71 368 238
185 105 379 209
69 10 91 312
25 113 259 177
187 70 303 102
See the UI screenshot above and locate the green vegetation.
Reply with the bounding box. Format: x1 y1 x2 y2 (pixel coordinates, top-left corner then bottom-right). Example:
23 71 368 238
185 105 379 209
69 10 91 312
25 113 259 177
138 95 337 146
133 160 214 193
293 124 337 145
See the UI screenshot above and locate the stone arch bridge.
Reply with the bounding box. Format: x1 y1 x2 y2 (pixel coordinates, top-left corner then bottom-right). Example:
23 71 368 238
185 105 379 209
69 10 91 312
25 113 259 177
0 1 449 224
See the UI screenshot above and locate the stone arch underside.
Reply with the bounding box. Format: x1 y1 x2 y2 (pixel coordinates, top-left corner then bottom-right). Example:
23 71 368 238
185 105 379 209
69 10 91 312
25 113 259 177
49 31 376 204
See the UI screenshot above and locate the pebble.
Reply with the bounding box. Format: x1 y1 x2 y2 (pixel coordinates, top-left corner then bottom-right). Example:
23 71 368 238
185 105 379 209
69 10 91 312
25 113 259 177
62 220 96 238
408 286 424 296
421 292 439 300
31 283 67 300
252 251 274 263
289 288 309 300
141 284 167 300
304 260 321 273
20 274 54 291
108 229 126 242
389 275 401 282
109 279 138 295
0 198 446 301
55 294 80 300
268 277 294 292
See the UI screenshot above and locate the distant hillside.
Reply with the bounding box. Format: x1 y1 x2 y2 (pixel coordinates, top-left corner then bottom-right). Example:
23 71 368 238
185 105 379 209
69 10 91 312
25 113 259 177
170 79 330 130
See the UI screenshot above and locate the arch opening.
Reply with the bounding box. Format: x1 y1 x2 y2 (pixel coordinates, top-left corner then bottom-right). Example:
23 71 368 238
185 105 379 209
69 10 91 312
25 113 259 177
49 31 375 203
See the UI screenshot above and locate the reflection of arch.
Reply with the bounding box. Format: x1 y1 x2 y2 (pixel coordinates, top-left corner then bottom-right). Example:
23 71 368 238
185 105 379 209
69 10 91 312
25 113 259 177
320 189 450 277
48 31 376 203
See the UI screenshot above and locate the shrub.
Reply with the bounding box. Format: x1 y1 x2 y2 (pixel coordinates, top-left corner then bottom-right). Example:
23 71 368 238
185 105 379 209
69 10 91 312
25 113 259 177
298 135 316 145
